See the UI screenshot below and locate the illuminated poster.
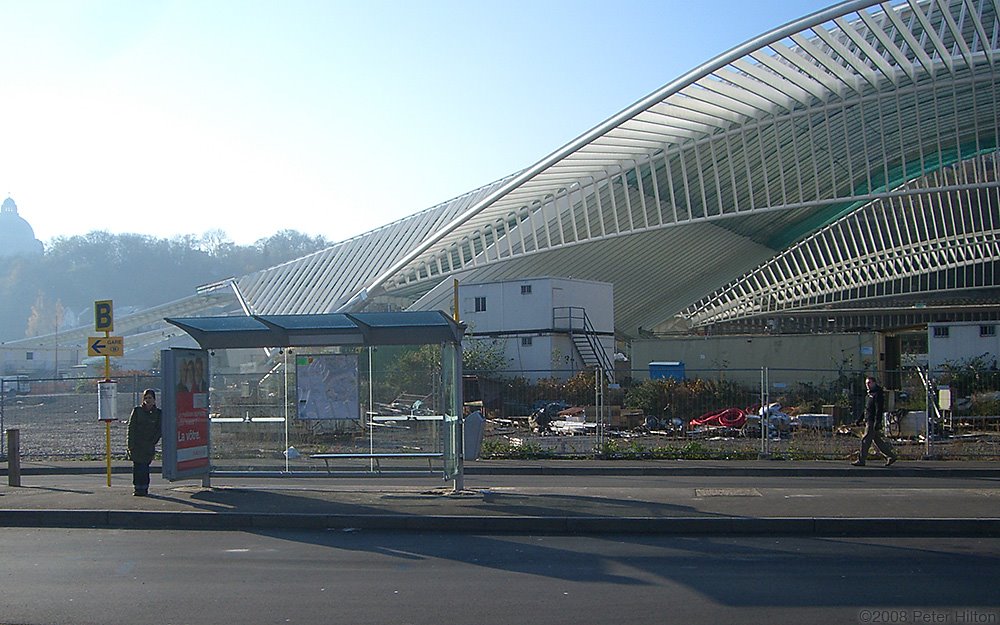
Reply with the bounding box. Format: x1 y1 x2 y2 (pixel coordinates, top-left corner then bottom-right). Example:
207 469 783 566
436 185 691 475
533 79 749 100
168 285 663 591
296 354 358 420
161 348 211 481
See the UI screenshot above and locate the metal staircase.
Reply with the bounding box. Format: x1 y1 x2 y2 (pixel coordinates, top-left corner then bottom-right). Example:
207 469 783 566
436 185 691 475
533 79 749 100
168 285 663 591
552 306 615 382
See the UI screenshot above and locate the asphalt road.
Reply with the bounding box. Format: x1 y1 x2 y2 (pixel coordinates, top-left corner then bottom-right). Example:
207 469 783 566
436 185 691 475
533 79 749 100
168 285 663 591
1 529 999 625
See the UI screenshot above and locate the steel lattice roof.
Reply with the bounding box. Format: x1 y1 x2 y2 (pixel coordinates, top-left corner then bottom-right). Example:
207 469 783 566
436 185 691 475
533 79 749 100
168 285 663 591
227 0 1000 337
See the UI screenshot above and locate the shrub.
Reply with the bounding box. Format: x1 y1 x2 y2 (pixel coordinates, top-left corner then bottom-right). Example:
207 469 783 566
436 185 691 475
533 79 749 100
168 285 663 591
623 377 757 420
480 438 553 459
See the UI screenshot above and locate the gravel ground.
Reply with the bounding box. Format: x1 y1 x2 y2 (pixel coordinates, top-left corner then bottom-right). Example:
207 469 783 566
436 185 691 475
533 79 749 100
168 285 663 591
2 393 121 458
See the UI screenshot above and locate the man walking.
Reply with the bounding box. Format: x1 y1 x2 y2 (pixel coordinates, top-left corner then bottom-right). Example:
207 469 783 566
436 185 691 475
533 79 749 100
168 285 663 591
852 376 898 467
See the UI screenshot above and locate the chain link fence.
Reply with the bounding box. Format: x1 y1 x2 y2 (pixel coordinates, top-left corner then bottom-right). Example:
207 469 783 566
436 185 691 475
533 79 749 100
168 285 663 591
1 375 157 460
2 364 998 464
464 365 998 461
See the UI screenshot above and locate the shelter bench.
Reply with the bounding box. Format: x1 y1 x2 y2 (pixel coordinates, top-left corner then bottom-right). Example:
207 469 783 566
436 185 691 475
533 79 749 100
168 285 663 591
312 452 444 474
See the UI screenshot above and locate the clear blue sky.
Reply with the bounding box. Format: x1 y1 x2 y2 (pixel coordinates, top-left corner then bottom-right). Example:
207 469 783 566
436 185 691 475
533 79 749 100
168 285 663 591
1 0 834 246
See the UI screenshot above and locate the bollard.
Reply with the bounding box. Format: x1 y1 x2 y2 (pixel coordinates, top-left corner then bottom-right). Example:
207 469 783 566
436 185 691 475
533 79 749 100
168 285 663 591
7 428 20 487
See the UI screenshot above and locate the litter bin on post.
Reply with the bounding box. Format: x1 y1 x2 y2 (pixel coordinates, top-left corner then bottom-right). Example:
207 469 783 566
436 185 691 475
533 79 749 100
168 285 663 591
463 410 485 461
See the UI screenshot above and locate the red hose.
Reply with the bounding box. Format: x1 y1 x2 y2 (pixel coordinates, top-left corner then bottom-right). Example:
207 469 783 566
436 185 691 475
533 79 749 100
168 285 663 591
690 407 748 428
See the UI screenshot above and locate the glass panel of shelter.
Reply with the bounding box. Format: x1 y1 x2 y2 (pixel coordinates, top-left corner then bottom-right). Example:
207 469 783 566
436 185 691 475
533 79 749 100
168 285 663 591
205 343 456 474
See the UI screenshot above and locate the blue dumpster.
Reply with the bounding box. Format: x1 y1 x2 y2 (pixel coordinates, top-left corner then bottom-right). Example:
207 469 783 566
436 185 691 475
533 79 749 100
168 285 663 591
649 361 685 380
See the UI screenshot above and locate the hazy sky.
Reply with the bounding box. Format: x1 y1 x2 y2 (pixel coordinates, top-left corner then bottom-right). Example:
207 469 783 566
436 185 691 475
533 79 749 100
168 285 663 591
1 0 833 246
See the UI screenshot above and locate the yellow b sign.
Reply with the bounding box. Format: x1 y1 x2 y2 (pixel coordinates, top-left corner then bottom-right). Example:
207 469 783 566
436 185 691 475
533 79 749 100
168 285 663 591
95 300 114 332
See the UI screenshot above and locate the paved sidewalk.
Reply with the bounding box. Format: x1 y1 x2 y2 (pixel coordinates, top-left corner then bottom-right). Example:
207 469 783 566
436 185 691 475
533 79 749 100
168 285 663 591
2 459 999 535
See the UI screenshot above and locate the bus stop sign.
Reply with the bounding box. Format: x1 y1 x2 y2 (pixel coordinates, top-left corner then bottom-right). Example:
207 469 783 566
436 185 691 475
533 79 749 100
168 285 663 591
95 300 114 332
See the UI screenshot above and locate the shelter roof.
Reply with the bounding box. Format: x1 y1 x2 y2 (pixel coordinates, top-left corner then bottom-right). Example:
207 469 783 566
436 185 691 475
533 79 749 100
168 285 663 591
165 311 465 349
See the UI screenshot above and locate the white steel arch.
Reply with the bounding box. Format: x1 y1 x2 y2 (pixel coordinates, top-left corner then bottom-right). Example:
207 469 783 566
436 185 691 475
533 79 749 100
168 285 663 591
237 0 1000 338
685 153 1000 327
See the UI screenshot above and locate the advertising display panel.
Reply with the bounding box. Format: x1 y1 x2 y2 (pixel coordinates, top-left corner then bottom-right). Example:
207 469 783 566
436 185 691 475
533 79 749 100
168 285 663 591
161 348 211 481
296 354 359 420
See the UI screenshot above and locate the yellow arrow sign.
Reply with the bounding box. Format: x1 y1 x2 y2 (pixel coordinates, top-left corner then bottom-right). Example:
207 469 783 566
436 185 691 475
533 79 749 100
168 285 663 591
88 336 124 357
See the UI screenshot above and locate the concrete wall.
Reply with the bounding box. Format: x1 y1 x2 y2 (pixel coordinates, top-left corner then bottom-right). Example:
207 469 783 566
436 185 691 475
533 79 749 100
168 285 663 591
0 346 81 377
928 321 1000 371
630 333 879 387
459 277 614 380
500 334 572 376
459 277 613 333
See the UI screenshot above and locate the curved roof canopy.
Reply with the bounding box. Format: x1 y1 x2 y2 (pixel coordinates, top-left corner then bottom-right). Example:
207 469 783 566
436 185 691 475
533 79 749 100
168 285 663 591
226 0 1000 338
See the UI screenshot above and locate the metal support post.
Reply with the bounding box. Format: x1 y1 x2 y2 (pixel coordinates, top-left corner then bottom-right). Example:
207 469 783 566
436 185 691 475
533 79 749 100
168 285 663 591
594 366 604 455
0 386 5 459
759 367 770 458
105 420 112 487
7 428 20 487
925 377 932 457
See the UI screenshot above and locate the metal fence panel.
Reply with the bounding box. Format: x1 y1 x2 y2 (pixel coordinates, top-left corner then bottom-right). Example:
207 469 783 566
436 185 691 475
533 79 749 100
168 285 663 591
2 366 997 463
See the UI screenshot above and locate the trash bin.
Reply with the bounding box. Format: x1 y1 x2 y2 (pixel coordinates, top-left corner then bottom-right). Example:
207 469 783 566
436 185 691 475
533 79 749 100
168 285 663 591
463 410 485 461
649 361 685 380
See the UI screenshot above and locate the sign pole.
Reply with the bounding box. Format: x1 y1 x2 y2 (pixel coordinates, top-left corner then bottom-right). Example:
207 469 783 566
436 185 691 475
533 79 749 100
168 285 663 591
105 420 112 487
104 328 110 486
104 330 110 381
94 301 117 487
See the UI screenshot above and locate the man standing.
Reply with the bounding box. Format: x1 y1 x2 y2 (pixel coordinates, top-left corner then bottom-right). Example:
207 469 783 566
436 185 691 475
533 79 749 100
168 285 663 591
127 389 162 496
852 376 898 467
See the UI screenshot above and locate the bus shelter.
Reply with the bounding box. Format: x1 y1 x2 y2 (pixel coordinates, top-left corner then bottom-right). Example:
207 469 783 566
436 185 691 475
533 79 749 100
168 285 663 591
165 310 467 488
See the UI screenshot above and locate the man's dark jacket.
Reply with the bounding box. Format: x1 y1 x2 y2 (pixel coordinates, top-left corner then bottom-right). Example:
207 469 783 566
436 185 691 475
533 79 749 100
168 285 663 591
127 406 162 464
862 383 885 427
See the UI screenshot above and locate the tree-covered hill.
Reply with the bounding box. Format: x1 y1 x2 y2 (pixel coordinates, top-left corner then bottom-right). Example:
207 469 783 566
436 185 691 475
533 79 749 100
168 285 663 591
0 229 331 341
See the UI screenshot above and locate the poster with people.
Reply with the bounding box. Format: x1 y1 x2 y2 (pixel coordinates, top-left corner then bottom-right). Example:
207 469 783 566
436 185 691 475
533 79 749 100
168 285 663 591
161 348 211 481
296 354 358 420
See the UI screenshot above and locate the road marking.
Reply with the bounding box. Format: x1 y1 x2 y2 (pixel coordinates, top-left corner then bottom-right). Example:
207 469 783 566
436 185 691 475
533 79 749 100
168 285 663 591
695 488 762 497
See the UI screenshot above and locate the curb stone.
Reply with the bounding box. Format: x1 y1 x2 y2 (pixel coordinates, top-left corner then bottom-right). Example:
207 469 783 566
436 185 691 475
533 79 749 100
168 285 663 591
0 510 998 536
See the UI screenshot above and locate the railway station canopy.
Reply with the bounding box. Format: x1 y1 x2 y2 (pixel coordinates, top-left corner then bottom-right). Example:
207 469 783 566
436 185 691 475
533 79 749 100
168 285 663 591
21 0 1000 356
223 0 1000 338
